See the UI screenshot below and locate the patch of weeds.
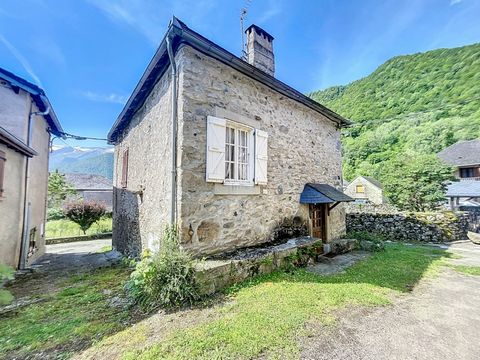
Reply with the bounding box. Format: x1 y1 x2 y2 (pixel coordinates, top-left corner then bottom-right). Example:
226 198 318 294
348 231 386 252
125 225 199 310
449 265 480 276
124 243 449 359
0 265 132 358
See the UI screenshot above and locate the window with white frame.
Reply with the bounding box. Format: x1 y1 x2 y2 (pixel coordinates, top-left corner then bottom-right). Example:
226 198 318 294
206 116 268 186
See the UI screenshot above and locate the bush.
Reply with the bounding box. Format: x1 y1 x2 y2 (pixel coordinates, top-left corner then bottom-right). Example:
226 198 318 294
348 231 386 252
125 225 199 310
63 200 106 234
47 207 65 221
0 264 14 306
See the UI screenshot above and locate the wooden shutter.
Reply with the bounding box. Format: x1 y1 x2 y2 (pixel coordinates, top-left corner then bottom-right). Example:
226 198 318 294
0 150 5 197
255 129 268 185
121 149 128 188
206 116 226 183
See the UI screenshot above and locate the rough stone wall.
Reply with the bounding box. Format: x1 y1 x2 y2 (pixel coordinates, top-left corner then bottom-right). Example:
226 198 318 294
345 202 398 214
344 177 385 205
112 68 173 257
176 45 345 256
346 211 469 242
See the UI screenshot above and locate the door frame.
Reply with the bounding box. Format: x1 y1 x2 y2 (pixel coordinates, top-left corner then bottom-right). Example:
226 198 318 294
309 203 328 242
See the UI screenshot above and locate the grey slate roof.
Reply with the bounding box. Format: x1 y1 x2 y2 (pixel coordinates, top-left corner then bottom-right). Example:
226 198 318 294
446 180 480 197
0 67 63 137
300 183 353 204
64 173 112 190
361 176 383 189
0 126 37 157
438 139 480 167
107 17 350 143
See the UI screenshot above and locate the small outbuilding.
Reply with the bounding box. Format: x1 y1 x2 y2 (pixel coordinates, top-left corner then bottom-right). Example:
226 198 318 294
344 176 386 205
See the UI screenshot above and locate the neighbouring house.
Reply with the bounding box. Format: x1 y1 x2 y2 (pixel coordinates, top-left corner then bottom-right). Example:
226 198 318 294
0 67 63 269
344 176 386 205
438 139 480 209
63 173 113 211
438 139 480 180
108 18 352 257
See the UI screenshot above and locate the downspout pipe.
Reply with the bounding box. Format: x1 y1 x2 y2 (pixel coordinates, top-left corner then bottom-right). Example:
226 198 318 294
166 34 178 225
19 100 50 269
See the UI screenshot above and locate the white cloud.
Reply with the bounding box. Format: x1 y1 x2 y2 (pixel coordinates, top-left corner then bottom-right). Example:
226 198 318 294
258 0 283 24
0 33 42 86
450 0 462 5
80 91 128 104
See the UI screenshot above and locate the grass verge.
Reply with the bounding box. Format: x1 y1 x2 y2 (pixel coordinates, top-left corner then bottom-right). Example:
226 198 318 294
45 217 112 238
0 266 131 359
123 243 450 360
450 265 480 276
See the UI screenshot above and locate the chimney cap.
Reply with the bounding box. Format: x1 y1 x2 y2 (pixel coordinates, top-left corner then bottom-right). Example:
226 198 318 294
245 24 274 41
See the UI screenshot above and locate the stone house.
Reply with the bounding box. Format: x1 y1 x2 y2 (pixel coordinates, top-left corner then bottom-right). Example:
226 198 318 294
63 173 113 211
438 139 480 181
108 18 352 257
438 139 480 209
0 67 63 269
344 176 386 205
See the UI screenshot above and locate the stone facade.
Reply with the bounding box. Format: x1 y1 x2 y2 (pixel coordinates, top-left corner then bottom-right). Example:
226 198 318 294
344 176 385 205
112 44 346 258
346 211 469 243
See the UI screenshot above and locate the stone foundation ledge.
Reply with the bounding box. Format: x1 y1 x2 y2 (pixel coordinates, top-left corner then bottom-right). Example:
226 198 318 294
195 237 356 296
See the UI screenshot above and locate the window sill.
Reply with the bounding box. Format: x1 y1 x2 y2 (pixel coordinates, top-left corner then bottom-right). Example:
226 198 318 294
214 183 261 195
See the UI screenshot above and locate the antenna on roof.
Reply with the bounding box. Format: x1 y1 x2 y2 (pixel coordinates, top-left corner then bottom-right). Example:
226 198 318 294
240 0 253 60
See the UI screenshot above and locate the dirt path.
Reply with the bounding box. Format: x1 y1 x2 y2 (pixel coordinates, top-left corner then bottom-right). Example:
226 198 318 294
301 241 480 360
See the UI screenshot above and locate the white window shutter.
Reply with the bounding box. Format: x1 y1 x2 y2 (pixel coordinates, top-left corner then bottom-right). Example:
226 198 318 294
206 116 226 183
255 129 268 185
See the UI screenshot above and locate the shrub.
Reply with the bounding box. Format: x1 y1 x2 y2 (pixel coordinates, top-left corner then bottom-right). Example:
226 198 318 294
348 231 386 252
47 207 65 221
63 200 106 234
125 225 199 310
0 264 14 306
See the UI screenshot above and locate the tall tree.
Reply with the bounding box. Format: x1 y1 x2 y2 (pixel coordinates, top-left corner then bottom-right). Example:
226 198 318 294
380 153 456 211
47 170 75 208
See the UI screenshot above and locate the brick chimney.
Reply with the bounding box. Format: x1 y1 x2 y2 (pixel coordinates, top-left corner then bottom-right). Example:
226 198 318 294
245 24 275 77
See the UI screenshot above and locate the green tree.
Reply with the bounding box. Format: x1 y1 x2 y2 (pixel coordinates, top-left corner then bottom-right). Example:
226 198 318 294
47 170 75 208
63 199 106 234
380 153 456 211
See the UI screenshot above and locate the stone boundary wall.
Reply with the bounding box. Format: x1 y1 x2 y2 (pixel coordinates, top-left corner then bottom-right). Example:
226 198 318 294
345 202 399 214
46 233 112 245
346 211 469 243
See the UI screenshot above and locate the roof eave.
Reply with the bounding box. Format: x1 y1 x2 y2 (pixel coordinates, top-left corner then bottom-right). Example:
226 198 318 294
0 127 37 157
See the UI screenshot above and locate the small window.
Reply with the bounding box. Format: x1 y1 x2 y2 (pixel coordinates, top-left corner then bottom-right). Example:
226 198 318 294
121 149 129 188
356 184 365 194
460 167 475 178
0 150 5 197
224 122 253 185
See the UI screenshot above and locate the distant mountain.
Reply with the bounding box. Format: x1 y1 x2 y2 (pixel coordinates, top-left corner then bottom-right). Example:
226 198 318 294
310 43 480 181
49 145 114 180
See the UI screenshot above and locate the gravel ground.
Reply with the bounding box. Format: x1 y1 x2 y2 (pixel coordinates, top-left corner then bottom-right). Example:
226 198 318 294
301 241 480 360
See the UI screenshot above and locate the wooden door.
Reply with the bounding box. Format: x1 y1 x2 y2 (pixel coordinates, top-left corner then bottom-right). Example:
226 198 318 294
310 204 327 241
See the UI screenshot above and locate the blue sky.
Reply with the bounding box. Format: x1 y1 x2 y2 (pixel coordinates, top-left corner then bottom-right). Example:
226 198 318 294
0 0 479 147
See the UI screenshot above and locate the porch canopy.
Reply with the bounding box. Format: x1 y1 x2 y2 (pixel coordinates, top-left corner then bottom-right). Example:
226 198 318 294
300 183 353 211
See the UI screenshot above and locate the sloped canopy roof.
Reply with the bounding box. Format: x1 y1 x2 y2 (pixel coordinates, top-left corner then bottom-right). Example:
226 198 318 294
446 180 480 197
107 17 350 143
438 139 480 167
0 67 63 137
300 183 353 204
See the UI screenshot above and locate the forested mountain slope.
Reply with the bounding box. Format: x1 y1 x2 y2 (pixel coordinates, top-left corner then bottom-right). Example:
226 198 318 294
310 43 480 184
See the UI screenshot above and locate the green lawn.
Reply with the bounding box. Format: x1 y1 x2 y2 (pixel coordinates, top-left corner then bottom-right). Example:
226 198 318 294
0 243 453 359
45 217 112 238
124 244 450 360
450 265 480 276
0 266 131 359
